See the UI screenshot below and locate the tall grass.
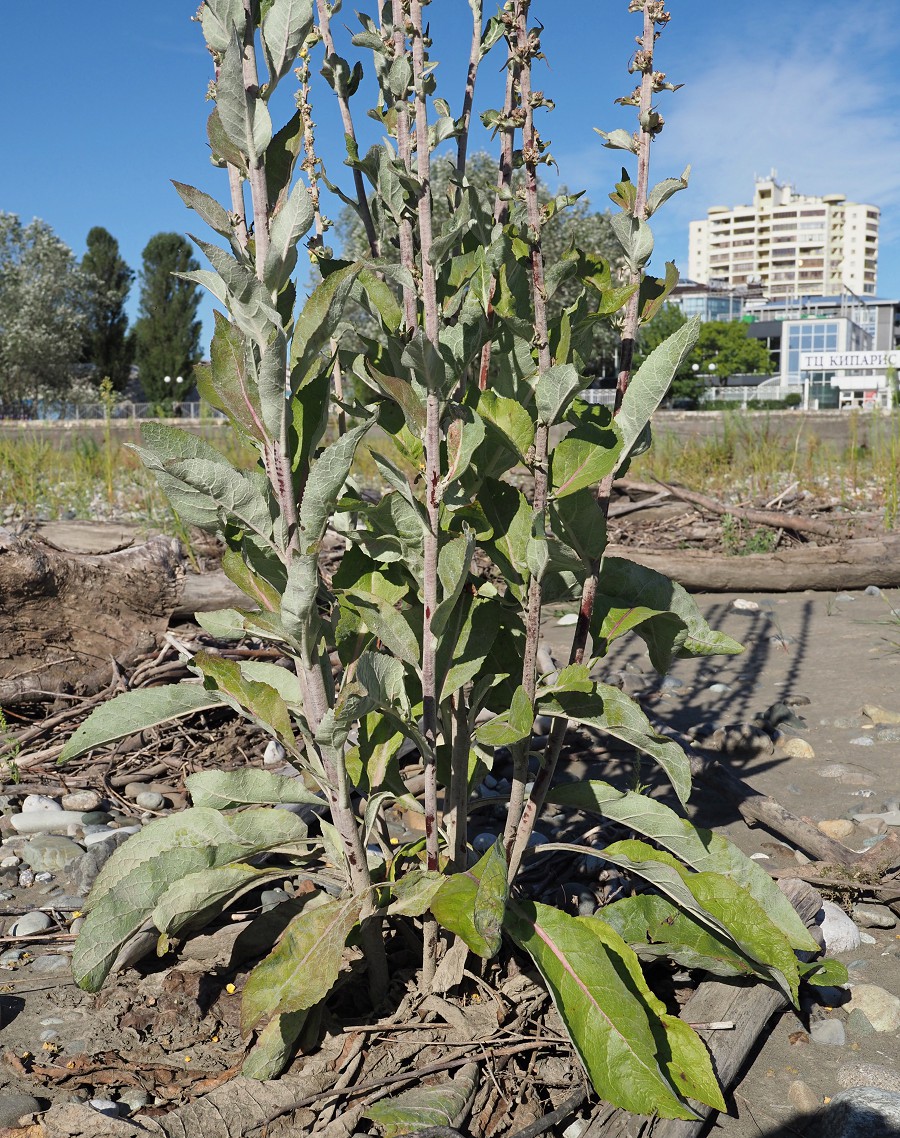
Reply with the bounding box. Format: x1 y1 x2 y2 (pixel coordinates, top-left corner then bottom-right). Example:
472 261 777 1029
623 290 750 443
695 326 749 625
635 410 900 521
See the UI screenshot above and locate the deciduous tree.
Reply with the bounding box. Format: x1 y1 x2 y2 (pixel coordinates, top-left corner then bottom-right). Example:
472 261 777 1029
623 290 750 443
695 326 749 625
0 214 88 416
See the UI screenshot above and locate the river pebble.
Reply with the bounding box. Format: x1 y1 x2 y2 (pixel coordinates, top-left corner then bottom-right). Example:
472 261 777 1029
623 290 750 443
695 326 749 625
21 795 62 813
10 910 52 937
0 1094 43 1127
788 1079 820 1114
781 737 816 759
819 901 861 954
21 835 85 874
821 1088 900 1136
849 736 875 747
816 764 876 786
845 984 900 1032
60 790 103 813
10 811 92 835
134 791 165 811
851 903 896 928
263 739 286 765
818 819 856 842
810 1017 846 1046
732 598 759 611
88 1099 121 1117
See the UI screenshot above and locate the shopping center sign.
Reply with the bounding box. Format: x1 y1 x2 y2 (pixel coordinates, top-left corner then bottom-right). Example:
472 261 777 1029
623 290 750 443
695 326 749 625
800 350 900 370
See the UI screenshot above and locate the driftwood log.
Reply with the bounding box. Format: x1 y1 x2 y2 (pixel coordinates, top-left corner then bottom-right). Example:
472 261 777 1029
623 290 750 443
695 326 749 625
0 526 184 706
604 535 900 592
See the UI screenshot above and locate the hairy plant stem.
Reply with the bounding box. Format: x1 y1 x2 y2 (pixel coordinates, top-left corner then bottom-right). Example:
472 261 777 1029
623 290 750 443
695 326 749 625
478 36 518 391
508 2 662 881
503 0 552 865
455 0 483 188
389 1 419 332
316 0 380 259
240 0 270 277
409 0 442 985
226 166 249 249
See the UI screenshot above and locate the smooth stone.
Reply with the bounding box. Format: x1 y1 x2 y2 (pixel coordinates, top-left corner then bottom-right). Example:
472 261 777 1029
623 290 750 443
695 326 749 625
21 794 62 813
845 984 900 1032
259 888 291 912
29 954 71 975
828 716 865 729
838 1063 900 1094
846 1008 875 1037
0 1094 43 1127
818 819 857 842
821 1088 900 1135
528 831 550 847
263 739 286 766
134 791 164 811
855 817 888 836
816 764 876 787
819 900 862 954
117 1088 150 1113
862 703 900 726
533 715 553 735
810 1017 846 1046
851 903 897 929
21 835 85 874
122 782 151 799
660 676 684 691
763 702 809 731
836 593 856 602
88 1099 121 1117
473 833 500 853
70 830 133 895
788 1079 820 1114
849 736 876 747
781 737 816 759
732 598 759 611
0 948 28 965
864 585 882 595
70 917 84 935
79 811 113 826
556 612 578 626
707 682 731 694
875 727 900 743
9 811 91 835
60 791 103 813
10 910 52 936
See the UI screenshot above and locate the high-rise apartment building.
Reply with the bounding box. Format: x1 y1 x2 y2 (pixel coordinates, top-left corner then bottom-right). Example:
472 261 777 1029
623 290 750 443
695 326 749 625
688 176 879 298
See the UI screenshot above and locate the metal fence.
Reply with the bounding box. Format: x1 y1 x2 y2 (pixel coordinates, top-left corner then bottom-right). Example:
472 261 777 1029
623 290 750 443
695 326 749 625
1 402 223 422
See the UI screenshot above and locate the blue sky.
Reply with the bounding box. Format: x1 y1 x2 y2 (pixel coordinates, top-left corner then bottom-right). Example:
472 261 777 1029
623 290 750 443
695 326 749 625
4 2 900 352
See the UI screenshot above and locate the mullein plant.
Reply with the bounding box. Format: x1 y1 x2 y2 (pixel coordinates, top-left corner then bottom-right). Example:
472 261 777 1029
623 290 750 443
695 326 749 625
60 0 842 1117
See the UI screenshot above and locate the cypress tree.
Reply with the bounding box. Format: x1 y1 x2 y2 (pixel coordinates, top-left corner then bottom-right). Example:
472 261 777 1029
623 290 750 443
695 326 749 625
133 233 202 405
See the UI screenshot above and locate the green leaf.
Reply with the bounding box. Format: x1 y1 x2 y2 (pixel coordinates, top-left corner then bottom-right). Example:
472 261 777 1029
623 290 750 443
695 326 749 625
186 769 324 810
594 127 638 154
152 863 289 938
72 808 307 990
260 0 313 88
264 178 315 292
475 685 533 746
134 423 276 546
443 406 486 488
241 893 364 1032
550 407 621 498
200 312 266 442
172 182 238 249
194 651 296 746
387 870 445 918
592 597 686 671
242 1010 308 1081
598 556 743 663
599 841 800 1001
265 111 304 212
535 363 585 426
476 390 534 462
299 417 374 547
610 212 654 274
200 0 246 52
544 780 817 953
801 958 849 987
473 839 508 958
431 843 505 959
59 685 222 764
217 28 273 163
366 361 426 433
601 893 762 977
432 533 475 637
538 682 691 806
366 1065 479 1137
614 317 701 471
505 901 708 1118
290 262 361 388
347 590 420 666
646 166 690 219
